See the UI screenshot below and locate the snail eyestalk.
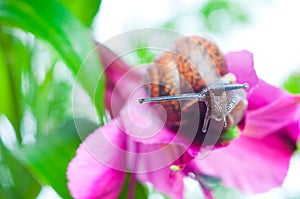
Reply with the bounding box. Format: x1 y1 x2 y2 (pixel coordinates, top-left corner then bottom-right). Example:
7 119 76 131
139 82 248 133
223 83 249 91
138 83 248 104
139 93 207 104
209 83 249 96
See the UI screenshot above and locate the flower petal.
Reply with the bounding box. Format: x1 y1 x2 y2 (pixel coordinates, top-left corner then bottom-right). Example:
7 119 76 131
285 121 300 143
225 50 258 90
244 93 300 138
137 166 185 199
97 44 144 116
105 84 126 117
67 119 126 199
247 79 286 110
97 44 133 87
192 130 296 193
118 86 200 169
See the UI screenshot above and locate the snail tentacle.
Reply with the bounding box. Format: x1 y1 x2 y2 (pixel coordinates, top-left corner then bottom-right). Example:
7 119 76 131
202 100 211 133
139 92 207 104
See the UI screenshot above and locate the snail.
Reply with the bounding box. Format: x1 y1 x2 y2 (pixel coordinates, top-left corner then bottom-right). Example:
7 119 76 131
139 36 248 137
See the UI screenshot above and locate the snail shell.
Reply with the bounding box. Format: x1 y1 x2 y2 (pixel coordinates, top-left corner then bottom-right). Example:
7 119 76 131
142 36 247 139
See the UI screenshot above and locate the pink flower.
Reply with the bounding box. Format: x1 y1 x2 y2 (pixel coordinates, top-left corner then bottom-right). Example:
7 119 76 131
67 44 300 199
192 51 300 194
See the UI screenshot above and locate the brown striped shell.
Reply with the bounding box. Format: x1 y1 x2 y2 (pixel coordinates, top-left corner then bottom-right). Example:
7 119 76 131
142 36 247 141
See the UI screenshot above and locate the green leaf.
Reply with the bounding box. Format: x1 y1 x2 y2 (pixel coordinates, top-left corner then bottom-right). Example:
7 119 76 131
134 180 149 198
18 118 98 198
0 29 31 142
0 140 41 199
198 174 221 191
118 174 148 199
201 0 230 19
200 0 250 33
283 72 300 94
24 50 73 137
220 126 239 143
134 47 156 65
59 0 101 27
212 184 245 199
0 0 105 124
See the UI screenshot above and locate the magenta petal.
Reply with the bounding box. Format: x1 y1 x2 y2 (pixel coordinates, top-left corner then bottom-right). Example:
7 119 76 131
105 84 126 117
225 50 258 90
193 132 295 193
98 44 143 101
67 119 126 199
247 79 286 110
98 44 129 116
285 122 300 143
106 65 145 118
98 44 132 85
119 86 195 146
118 87 166 142
137 166 185 199
244 94 300 138
125 137 197 175
119 87 200 162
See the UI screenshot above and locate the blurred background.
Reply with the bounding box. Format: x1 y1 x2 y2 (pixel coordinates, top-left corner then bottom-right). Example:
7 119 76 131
95 0 300 86
0 0 299 198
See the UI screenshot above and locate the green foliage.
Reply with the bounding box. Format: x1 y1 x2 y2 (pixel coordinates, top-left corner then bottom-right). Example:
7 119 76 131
131 46 156 66
23 44 73 137
199 174 221 191
0 0 105 122
220 126 239 143
200 0 250 33
118 174 148 199
19 119 98 198
212 184 245 199
0 140 41 199
0 0 103 198
59 0 101 27
0 29 31 142
283 72 300 94
124 40 157 66
161 20 176 30
135 47 156 65
160 0 250 34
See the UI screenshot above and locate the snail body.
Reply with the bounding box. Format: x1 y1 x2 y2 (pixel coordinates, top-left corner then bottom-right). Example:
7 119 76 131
140 36 248 135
